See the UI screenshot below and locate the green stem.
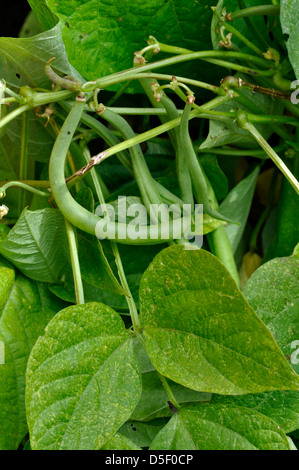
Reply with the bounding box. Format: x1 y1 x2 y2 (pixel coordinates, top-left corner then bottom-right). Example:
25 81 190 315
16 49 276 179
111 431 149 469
238 113 299 195
0 104 30 131
0 181 50 199
82 51 273 91
64 218 85 305
157 373 181 410
231 5 280 21
0 180 50 188
18 111 30 214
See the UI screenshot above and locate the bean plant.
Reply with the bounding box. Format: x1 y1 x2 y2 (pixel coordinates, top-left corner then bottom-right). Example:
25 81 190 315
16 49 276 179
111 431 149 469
0 0 298 451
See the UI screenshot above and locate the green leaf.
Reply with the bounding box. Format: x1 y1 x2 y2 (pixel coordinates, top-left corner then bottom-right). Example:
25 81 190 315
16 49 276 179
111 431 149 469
243 256 299 375
211 255 299 434
0 24 82 91
150 404 291 450
140 245 299 395
0 208 68 283
26 303 142 450
211 390 299 434
283 0 299 79
0 259 65 449
219 166 260 253
28 0 221 91
281 0 294 35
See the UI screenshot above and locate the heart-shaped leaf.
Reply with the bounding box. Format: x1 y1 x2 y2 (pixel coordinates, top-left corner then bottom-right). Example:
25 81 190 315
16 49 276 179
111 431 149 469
150 404 291 450
26 303 142 450
140 245 299 395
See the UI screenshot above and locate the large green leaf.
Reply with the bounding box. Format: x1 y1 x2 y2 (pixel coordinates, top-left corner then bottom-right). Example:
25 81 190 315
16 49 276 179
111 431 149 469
243 255 299 375
282 0 299 79
0 208 68 283
281 0 295 35
28 0 221 91
0 259 65 449
149 404 291 450
139 245 299 395
205 233 299 434
26 303 142 450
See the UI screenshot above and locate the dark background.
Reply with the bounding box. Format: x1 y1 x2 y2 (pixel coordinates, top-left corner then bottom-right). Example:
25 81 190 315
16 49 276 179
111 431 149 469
1 1 31 37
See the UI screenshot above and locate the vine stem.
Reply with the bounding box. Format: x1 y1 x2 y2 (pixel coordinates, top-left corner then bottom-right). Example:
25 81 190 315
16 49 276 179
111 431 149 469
238 114 299 195
82 50 273 92
0 181 50 199
0 104 30 130
64 218 85 305
18 111 30 214
230 5 280 20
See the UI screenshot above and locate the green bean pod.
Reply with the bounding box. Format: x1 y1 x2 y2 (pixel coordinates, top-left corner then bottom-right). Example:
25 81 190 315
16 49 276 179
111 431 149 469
139 78 194 208
180 101 237 225
49 101 187 244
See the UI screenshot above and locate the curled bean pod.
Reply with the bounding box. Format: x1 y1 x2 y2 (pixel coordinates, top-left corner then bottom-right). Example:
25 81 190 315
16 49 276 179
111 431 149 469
49 101 187 244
